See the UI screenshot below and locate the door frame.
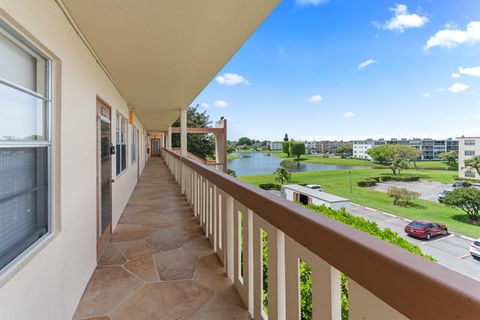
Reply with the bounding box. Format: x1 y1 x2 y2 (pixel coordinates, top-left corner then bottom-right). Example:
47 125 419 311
96 97 113 258
151 139 161 157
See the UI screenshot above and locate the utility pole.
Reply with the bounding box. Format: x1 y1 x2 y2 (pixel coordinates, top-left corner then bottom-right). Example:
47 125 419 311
349 170 352 193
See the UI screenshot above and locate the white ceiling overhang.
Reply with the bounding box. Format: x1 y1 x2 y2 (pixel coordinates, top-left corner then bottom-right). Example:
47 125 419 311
60 0 280 131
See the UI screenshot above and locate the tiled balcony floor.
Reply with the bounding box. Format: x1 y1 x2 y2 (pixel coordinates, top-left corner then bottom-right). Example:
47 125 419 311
73 157 249 320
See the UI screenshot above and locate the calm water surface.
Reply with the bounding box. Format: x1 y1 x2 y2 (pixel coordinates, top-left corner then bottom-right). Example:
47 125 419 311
228 152 369 176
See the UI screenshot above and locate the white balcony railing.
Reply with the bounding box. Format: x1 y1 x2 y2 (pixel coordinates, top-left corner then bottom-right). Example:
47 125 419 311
162 148 480 320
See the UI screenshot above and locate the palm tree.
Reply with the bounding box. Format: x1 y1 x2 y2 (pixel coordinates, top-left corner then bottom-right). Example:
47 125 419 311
464 156 480 176
274 167 291 184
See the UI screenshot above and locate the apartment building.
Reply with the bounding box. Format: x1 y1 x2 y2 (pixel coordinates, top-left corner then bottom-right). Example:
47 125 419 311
353 138 458 160
352 139 378 160
314 140 352 155
458 137 480 179
0 2 477 320
305 140 316 154
270 141 283 150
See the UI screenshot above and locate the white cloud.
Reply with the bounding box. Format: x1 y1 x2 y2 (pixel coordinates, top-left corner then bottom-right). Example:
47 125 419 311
296 0 329 6
422 92 431 98
215 73 250 86
448 83 469 93
378 4 429 32
451 72 460 79
343 111 355 118
307 94 323 103
213 100 229 108
358 59 377 70
459 66 480 77
199 102 209 108
425 21 480 50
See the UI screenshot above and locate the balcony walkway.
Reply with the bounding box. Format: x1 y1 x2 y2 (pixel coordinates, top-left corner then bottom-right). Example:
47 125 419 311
73 157 249 320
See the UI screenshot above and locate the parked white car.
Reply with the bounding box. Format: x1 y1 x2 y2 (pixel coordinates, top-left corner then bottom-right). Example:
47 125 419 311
306 184 322 191
470 239 480 259
472 183 480 190
438 188 452 202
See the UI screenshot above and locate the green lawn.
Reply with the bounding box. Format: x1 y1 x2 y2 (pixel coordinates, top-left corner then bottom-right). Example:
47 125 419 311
274 153 455 170
227 154 240 160
240 169 480 238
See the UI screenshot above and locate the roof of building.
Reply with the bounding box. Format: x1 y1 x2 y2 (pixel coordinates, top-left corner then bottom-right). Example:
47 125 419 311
282 184 349 203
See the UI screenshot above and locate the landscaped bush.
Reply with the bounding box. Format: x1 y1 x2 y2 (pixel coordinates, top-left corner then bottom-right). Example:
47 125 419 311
294 204 434 320
258 183 281 191
380 175 420 182
357 180 377 187
453 176 480 183
387 186 420 206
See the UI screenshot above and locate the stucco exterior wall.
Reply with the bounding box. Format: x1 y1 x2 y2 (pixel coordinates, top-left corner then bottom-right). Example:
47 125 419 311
0 1 149 319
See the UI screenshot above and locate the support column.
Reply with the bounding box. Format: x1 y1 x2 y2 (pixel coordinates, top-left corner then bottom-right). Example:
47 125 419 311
167 126 172 150
214 118 227 172
180 108 187 156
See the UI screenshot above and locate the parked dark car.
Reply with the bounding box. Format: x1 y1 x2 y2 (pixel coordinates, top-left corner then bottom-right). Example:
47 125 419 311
452 181 472 188
470 239 480 259
404 220 448 240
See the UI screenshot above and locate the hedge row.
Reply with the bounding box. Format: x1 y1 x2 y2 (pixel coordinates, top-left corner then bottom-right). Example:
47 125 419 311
258 183 281 191
453 176 480 183
380 175 420 182
357 175 421 187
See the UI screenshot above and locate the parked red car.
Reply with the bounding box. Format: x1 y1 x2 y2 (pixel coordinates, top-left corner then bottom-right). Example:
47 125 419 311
404 220 448 240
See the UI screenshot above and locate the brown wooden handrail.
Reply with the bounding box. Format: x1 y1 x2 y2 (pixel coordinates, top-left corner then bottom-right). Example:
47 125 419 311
161 148 480 319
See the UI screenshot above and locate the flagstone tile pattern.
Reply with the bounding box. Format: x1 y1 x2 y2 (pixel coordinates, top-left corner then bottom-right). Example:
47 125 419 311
73 157 249 320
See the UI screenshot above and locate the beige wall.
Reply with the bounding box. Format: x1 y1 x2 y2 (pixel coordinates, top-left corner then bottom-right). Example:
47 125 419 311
458 137 480 179
0 1 148 319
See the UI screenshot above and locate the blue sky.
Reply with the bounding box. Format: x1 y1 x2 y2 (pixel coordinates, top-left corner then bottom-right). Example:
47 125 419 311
193 0 480 141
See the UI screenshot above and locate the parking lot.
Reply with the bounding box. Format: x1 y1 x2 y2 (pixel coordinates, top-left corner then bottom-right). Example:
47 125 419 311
369 180 451 202
349 204 479 281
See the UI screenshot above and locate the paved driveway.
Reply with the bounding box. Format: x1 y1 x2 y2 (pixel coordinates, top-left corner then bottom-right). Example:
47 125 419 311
349 204 479 282
369 180 451 202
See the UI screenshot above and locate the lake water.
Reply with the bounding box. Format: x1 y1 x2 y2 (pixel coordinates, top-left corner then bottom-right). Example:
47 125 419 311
228 152 369 176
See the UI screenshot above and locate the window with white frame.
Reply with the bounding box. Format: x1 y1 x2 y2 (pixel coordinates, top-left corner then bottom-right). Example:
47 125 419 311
465 171 476 178
465 150 475 157
465 140 476 146
116 113 128 175
0 23 51 271
131 126 137 164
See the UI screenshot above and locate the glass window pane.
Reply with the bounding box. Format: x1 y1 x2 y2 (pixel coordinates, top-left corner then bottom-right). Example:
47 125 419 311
0 31 46 96
0 147 48 270
0 83 46 141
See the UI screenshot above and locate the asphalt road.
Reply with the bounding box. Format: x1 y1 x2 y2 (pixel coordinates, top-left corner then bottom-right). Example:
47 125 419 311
349 203 479 282
369 180 451 202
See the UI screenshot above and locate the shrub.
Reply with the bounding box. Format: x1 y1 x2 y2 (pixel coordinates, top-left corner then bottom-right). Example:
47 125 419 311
387 187 420 206
453 176 480 183
380 175 420 182
227 168 237 177
296 204 434 319
258 183 281 191
443 187 480 222
357 180 377 187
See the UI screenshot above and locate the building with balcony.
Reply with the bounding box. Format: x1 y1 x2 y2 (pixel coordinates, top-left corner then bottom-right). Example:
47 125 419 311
353 138 459 161
315 140 352 155
0 1 478 320
458 137 480 179
270 141 284 151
